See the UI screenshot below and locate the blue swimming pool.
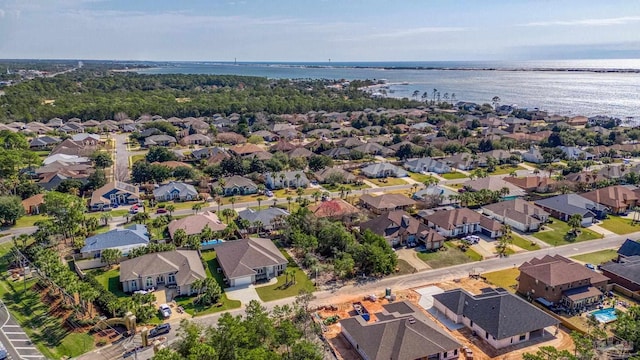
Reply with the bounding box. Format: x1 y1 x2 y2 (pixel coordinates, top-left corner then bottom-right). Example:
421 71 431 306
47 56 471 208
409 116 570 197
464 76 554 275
591 308 618 323
201 239 224 246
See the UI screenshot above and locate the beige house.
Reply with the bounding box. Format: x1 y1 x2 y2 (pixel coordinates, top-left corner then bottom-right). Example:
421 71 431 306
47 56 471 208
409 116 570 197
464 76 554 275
119 250 206 295
214 238 288 287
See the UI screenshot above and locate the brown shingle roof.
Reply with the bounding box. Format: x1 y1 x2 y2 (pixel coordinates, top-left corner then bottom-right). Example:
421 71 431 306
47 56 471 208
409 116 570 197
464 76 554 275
119 250 206 286
426 208 481 230
519 255 609 286
168 211 227 238
580 185 639 209
308 199 359 218
359 194 416 211
21 194 44 212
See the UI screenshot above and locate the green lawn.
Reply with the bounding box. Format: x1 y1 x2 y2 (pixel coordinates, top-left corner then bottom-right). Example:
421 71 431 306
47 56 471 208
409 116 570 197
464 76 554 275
488 165 527 176
178 250 241 316
407 172 440 184
13 214 49 228
510 234 541 251
533 220 602 246
164 200 208 211
0 243 94 358
598 215 640 235
395 259 415 276
483 268 520 292
368 177 408 187
86 209 129 219
322 183 370 192
571 249 618 265
88 267 128 298
255 250 315 302
441 172 467 180
130 154 146 165
416 242 478 268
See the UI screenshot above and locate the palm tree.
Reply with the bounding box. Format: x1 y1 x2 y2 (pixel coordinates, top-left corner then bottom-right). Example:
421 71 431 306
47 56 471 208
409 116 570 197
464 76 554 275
166 204 176 217
499 187 510 198
272 198 278 208
256 197 264 210
492 96 501 110
100 212 112 226
221 208 236 224
279 173 286 188
421 92 429 103
229 196 237 210
412 90 420 100
294 173 301 189
312 191 321 203
286 196 292 212
192 203 202 214
216 196 223 213
257 184 266 195
254 220 264 234
450 93 456 104
432 88 438 105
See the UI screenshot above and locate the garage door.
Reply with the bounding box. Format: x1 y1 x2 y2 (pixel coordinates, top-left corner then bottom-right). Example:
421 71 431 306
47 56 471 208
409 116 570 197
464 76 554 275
233 276 253 287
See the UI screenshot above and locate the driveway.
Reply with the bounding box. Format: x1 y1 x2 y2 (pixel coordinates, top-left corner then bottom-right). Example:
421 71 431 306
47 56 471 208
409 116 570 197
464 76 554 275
225 285 261 305
395 248 430 272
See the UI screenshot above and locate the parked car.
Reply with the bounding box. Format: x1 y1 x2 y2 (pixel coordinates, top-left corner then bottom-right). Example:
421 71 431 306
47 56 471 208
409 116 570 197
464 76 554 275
149 323 171 337
156 208 168 214
159 304 172 319
265 190 274 197
585 263 596 270
463 347 473 360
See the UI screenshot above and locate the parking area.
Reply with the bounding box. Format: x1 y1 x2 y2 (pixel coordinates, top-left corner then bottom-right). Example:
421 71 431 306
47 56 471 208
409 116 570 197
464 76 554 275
1 317 46 359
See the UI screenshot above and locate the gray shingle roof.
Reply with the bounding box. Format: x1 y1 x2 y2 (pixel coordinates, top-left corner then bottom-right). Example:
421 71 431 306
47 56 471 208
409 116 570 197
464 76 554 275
153 182 198 199
600 256 640 286
81 224 149 253
433 288 559 340
339 301 460 360
618 239 640 257
534 194 606 217
237 207 289 227
213 238 288 279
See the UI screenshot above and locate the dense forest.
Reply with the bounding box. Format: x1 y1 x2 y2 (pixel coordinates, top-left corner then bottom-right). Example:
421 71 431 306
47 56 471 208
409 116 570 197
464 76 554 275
0 71 419 122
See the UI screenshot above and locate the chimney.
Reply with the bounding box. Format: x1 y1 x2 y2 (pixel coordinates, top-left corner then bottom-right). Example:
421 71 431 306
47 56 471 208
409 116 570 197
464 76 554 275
401 215 411 228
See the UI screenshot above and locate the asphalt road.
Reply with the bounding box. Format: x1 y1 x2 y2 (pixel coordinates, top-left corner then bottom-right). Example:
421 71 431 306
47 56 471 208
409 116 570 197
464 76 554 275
0 299 46 360
116 231 632 360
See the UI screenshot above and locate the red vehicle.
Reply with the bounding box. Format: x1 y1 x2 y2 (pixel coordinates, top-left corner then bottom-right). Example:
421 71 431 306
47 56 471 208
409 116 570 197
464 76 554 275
156 208 168 214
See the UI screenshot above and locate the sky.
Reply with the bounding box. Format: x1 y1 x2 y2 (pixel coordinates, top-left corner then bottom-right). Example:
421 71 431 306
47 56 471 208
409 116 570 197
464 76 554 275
1 0 639 62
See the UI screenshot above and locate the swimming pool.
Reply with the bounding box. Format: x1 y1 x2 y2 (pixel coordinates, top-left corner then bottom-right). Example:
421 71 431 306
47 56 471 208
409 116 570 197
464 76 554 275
591 308 618 323
201 239 224 246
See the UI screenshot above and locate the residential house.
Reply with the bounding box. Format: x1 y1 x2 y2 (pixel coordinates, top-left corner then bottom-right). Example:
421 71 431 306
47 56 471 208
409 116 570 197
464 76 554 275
229 143 264 156
403 157 452 174
504 176 556 193
597 165 628 180
308 199 360 222
59 122 85 134
361 210 444 248
37 168 90 191
179 134 212 146
600 256 640 292
517 255 609 309
359 194 416 215
168 211 227 238
29 136 61 149
580 185 639 215
463 177 526 199
340 301 461 360
478 149 514 165
433 287 559 350
119 250 206 295
71 133 101 146
90 181 140 211
214 176 259 196
314 168 357 185
616 239 640 261
322 147 351 159
144 134 177 147
565 171 607 185
21 194 44 215
43 153 90 166
353 142 394 156
251 130 279 142
153 182 199 202
80 224 149 259
287 147 314 159
559 146 594 160
568 116 588 127
521 146 544 164
214 237 288 287
443 152 476 170
336 137 364 148
412 185 458 206
534 194 607 225
424 208 484 238
361 163 408 178
237 207 290 231
265 171 309 189
482 199 550 232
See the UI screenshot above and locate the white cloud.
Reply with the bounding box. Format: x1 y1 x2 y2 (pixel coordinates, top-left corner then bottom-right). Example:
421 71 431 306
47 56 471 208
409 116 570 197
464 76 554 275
522 16 640 27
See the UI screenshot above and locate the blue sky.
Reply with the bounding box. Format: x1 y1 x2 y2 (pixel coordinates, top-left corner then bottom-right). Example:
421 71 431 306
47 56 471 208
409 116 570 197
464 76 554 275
1 0 639 61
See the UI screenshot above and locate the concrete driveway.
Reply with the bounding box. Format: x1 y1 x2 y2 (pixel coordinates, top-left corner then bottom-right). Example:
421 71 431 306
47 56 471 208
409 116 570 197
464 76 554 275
225 285 261 305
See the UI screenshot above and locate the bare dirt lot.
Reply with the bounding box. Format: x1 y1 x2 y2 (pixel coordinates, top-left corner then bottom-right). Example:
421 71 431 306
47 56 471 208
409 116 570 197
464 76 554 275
315 277 575 360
